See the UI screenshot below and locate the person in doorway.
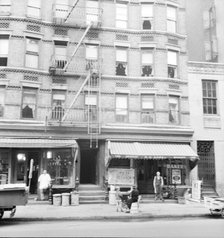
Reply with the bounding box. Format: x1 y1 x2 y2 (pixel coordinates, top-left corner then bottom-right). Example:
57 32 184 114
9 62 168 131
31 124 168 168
153 171 164 201
38 170 51 201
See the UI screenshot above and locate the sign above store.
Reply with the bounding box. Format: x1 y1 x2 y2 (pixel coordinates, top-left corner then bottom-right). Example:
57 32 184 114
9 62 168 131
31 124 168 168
108 168 135 186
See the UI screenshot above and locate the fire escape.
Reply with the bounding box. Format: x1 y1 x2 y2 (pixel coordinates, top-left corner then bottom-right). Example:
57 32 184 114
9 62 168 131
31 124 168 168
48 0 102 148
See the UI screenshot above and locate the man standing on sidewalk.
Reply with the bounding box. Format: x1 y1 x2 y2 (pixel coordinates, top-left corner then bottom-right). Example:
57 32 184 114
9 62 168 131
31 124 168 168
153 171 164 201
38 170 51 201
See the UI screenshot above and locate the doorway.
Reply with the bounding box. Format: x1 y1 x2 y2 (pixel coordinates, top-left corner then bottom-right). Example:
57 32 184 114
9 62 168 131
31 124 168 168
80 149 97 184
14 150 40 194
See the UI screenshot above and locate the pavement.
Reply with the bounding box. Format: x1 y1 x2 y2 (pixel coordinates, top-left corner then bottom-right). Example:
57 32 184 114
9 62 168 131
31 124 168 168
1 198 212 221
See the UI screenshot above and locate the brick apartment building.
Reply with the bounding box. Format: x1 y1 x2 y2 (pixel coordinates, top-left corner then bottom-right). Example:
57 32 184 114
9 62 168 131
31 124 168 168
0 0 199 199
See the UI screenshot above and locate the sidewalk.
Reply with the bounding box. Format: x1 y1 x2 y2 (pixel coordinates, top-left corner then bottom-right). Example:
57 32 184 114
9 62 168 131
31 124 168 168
2 199 211 221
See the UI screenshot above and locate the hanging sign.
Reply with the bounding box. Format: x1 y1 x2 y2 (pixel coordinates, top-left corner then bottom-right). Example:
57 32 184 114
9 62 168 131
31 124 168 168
108 168 135 186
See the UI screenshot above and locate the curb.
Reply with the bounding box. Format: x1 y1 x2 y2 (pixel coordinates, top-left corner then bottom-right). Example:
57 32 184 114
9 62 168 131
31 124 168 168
2 213 209 222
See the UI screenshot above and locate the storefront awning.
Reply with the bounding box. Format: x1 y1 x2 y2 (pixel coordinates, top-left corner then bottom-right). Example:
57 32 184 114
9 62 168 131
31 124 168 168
109 141 198 161
0 138 78 148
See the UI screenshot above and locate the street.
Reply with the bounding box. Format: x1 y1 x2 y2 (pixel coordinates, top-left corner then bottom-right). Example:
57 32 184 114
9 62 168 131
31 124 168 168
0 217 224 237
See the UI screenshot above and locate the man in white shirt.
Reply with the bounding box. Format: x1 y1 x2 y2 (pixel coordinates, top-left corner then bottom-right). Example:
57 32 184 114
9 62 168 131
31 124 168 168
38 170 51 200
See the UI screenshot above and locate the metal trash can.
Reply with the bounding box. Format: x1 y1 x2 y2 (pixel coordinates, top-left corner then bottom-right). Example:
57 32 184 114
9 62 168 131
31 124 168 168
53 194 62 206
70 191 79 206
62 193 70 206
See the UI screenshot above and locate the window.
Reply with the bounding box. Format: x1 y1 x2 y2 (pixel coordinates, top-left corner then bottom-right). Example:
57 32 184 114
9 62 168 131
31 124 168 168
27 0 41 19
86 44 98 71
202 80 217 114
47 149 73 186
115 94 128 122
52 91 66 121
167 50 177 78
141 4 153 30
25 37 39 68
0 151 10 184
167 6 177 33
54 0 69 21
22 88 37 119
85 94 98 121
141 50 153 76
0 0 11 15
116 48 127 76
169 96 179 124
0 35 9 66
116 4 127 29
0 87 5 117
141 95 154 123
54 41 67 69
86 0 99 25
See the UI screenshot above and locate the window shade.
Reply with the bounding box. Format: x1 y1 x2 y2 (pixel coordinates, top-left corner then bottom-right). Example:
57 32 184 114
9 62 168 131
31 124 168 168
85 95 97 105
86 45 98 59
0 39 8 55
141 4 153 18
116 4 127 20
26 38 39 52
28 0 40 7
116 95 127 109
142 97 154 109
168 51 177 65
167 6 176 20
142 52 153 64
116 49 127 62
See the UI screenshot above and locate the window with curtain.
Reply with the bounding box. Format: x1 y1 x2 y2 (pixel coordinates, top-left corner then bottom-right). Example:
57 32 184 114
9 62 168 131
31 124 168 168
141 95 154 123
115 94 128 122
86 0 99 24
169 96 179 124
52 91 66 121
0 88 5 117
141 50 153 76
54 41 67 69
141 4 153 30
22 88 37 119
202 80 217 115
0 35 9 66
116 48 127 76
85 94 97 121
116 4 127 29
167 50 177 78
167 6 177 33
0 0 11 15
55 0 69 20
25 37 39 68
27 0 41 18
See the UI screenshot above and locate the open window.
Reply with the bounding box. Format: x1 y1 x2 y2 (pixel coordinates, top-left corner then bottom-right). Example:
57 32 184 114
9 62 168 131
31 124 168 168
116 3 127 29
141 50 153 76
167 50 178 78
52 90 66 121
115 94 128 123
27 0 41 19
25 37 39 69
54 40 68 69
116 48 127 76
169 96 179 124
141 4 153 30
141 95 155 123
21 87 37 119
167 6 177 33
86 0 99 25
0 0 11 15
0 35 9 66
84 94 98 121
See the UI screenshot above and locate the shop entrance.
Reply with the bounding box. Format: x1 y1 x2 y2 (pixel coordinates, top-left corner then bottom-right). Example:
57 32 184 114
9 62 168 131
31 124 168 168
80 149 97 184
14 150 40 194
137 160 159 194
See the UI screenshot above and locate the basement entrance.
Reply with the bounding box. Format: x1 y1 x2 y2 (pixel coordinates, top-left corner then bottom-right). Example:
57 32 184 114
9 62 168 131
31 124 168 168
80 149 97 184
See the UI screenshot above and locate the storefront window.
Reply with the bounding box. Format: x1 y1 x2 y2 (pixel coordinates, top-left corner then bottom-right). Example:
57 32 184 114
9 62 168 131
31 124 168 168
47 149 73 186
0 151 9 184
109 158 130 168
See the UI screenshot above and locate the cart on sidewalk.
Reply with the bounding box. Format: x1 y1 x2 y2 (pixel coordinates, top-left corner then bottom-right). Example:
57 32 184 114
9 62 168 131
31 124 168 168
204 196 224 217
0 184 29 219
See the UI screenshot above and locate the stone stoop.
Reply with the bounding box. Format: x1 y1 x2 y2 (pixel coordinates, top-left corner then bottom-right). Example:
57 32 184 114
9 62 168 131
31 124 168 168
201 184 218 199
78 184 107 204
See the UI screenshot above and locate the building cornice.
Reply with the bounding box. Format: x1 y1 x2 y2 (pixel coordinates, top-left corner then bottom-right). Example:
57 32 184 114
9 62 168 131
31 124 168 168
188 61 224 75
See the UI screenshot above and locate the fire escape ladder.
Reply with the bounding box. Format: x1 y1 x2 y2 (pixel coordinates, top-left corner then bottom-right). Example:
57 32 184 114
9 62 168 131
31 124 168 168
87 67 101 149
63 22 93 72
61 72 91 122
64 0 80 23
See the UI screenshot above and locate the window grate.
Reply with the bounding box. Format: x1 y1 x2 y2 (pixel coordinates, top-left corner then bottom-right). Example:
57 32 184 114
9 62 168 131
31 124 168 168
26 24 41 33
54 28 68 36
116 82 128 87
86 31 99 39
24 75 38 81
169 84 179 90
0 74 6 79
168 38 178 45
141 82 154 88
52 77 67 84
141 36 154 42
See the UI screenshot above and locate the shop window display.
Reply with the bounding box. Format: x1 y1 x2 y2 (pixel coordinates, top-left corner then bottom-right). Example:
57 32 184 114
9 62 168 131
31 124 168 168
0 151 9 184
47 149 73 186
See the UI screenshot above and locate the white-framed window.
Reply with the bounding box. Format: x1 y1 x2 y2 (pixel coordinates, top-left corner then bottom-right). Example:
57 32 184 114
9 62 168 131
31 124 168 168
27 0 41 19
86 0 99 25
54 41 67 69
115 94 128 122
141 95 154 123
169 96 179 124
202 80 217 115
116 3 127 29
85 94 98 121
141 4 153 30
141 50 153 76
54 0 69 21
52 91 66 121
167 50 178 78
116 48 127 76
21 87 37 119
0 0 11 15
167 6 177 33
25 37 39 69
0 35 9 66
0 87 5 117
86 44 98 60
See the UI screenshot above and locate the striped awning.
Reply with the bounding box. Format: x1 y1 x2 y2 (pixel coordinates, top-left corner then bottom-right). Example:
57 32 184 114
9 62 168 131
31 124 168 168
109 141 198 161
0 138 78 148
